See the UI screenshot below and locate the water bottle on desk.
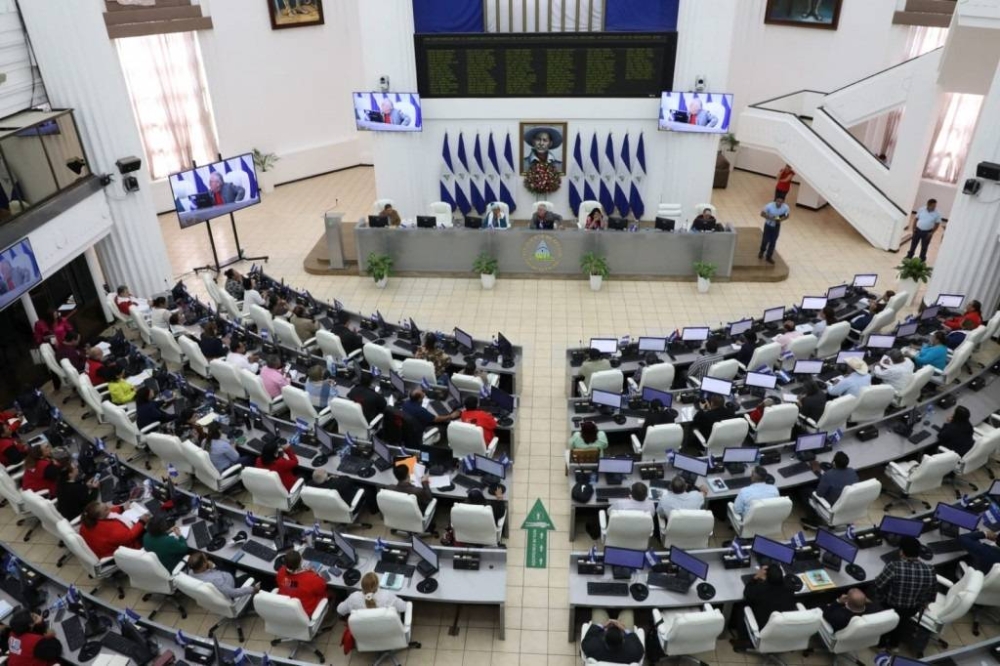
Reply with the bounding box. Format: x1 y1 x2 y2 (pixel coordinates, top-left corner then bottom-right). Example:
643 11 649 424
924 403 935 425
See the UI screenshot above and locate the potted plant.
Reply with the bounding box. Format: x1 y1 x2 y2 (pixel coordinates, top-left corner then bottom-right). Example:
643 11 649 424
580 252 609 291
472 252 498 290
365 252 393 288
252 148 280 194
895 257 933 307
693 261 717 293
720 133 740 154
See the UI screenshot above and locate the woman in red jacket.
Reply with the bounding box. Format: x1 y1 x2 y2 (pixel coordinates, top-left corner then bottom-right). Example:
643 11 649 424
0 422 27 467
275 550 329 616
943 299 983 331
256 440 299 491
78 501 148 558
20 445 57 496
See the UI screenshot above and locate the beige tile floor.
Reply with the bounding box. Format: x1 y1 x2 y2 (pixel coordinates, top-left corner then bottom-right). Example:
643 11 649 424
10 168 993 665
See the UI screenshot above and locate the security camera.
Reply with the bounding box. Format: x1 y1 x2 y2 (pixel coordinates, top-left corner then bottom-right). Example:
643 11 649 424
66 157 86 175
378 76 390 92
116 155 142 174
694 76 707 92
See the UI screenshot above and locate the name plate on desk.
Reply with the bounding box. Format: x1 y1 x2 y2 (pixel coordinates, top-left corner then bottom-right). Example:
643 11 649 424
637 463 664 481
722 555 751 570
454 554 481 571
577 560 605 575
852 531 883 549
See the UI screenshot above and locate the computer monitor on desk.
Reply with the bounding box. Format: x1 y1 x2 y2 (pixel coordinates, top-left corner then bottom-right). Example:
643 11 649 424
836 351 865 365
682 327 710 343
368 215 389 228
763 307 785 325
745 372 777 390
852 274 878 288
373 437 392 467
867 335 896 350
826 284 848 301
934 502 980 538
641 387 672 409
464 216 482 229
795 432 828 461
878 515 924 541
729 319 753 337
475 454 506 482
722 447 759 464
591 389 624 412
490 386 515 413
607 216 626 231
496 332 514 362
454 327 474 352
604 546 646 573
598 457 634 485
389 370 406 395
638 337 667 353
669 546 709 581
672 453 708 479
412 535 439 576
447 379 462 406
896 321 918 338
654 217 675 231
792 360 823 375
416 216 437 229
920 306 940 321
700 377 732 396
752 535 795 566
590 338 618 354
333 531 358 568
815 528 858 568
935 293 965 309
800 296 828 311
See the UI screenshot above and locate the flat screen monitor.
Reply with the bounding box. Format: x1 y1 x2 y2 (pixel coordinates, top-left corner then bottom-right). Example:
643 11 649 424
654 217 675 231
800 296 828 311
669 546 709 580
368 215 389 228
700 377 732 396
497 332 513 358
597 457 634 475
920 305 940 321
672 453 708 477
411 534 439 570
795 432 828 453
464 216 482 229
638 336 667 352
745 372 777 389
333 531 357 565
836 350 866 364
389 370 406 394
0 238 42 313
889 658 931 666
315 425 335 453
723 447 759 464
658 92 734 134
792 360 823 374
935 293 964 309
447 379 461 406
590 338 618 354
373 436 392 465
591 389 623 410
867 334 896 349
852 274 878 288
763 306 785 324
641 387 673 409
878 515 924 538
490 386 515 412
934 503 980 531
751 535 795 565
416 215 436 228
353 91 423 132
826 284 848 300
475 454 506 479
989 480 1000 497
815 529 858 564
681 327 710 342
896 321 919 338
168 154 261 229
603 546 645 570
454 327 474 351
729 319 754 337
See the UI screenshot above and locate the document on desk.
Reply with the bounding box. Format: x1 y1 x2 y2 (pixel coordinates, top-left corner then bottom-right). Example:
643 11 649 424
96 342 113 355
0 599 14 621
678 406 696 422
428 475 452 489
795 324 814 334
125 370 152 387
196 411 220 427
781 393 798 403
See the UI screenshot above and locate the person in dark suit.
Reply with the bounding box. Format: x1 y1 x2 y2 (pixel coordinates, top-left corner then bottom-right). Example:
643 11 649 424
691 394 736 440
347 372 387 422
822 588 882 632
392 464 433 513
936 405 975 457
580 618 644 664
641 399 677 439
690 208 719 232
735 331 760 369
530 204 562 230
797 379 828 423
331 310 363 356
739 564 796 641
207 172 244 206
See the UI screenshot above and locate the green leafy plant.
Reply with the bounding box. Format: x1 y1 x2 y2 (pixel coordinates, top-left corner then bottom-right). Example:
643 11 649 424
365 252 393 282
720 133 740 152
580 252 609 278
895 257 933 283
252 148 280 172
472 252 498 276
693 261 717 280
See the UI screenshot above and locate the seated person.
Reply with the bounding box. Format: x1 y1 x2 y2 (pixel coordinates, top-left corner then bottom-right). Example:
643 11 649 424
275 550 329 616
936 405 974 457
909 331 948 370
106 366 136 405
827 356 871 398
142 514 188 573
579 347 611 387
150 296 171 329
850 301 884 332
584 207 605 230
686 339 724 383
568 420 608 454
55 331 85 372
772 320 803 353
482 203 509 229
391 463 434 514
84 347 106 386
290 305 319 342
223 269 245 300
691 394 736 441
656 476 707 521
733 466 779 517
309 468 370 511
530 204 562 230
79 500 148 558
6 608 63 666
457 359 491 385
187 552 259 598
464 485 507 524
346 371 386 422
459 396 498 444
797 379 828 423
203 422 254 472
734 331 760 369
331 310 363 355
580 616 644 664
135 386 174 430
240 277 265 316
198 321 227 360
224 339 260 374
21 444 58 496
640 399 677 439
959 528 1000 573
381 203 402 227
55 461 98 521
114 285 140 316
259 354 289 398
872 348 914 393
741 564 796 636
303 364 334 409
255 440 299 491
690 208 719 232
610 481 654 516
943 300 983 331
336 572 407 617
0 421 27 467
415 333 452 379
822 588 882 632
401 388 460 433
812 451 859 505
812 306 837 337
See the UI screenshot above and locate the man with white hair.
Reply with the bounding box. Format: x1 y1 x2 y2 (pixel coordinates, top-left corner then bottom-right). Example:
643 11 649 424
685 98 719 127
208 171 244 206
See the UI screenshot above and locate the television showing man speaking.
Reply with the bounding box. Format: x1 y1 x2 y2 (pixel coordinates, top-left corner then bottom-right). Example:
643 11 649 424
167 153 261 229
353 92 423 133
658 91 733 134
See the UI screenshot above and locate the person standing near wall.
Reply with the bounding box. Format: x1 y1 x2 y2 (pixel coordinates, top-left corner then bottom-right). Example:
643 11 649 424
759 195 790 264
774 164 795 201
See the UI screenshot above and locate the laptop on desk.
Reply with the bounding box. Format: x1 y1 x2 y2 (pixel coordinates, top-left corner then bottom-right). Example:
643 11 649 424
189 193 215 209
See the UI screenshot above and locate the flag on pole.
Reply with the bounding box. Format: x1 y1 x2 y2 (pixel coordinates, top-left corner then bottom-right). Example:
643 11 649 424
730 541 748 560
568 133 584 217
470 134 489 214
457 133 482 215
501 133 517 214
439 133 456 212
630 132 646 219
474 134 496 207
615 133 631 217
599 134 615 214
790 531 808 549
846 524 856 540
586 133 601 206
486 132 502 210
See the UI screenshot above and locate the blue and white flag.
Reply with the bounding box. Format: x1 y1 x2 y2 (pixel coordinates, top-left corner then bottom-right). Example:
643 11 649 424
873 652 892 666
244 511 256 527
232 648 249 665
249 403 261 419
615 133 631 217
296 418 310 433
458 133 482 215
588 545 598 562
95 438 107 452
370 365 381 378
118 607 141 624
828 429 844 446
731 540 748 559
960 494 970 507
587 133 602 207
67 585 81 604
374 537 387 559
205 390 216 404
485 132 502 210
790 531 808 549
498 453 512 469
629 132 646 219
473 134 496 209
175 629 190 646
47 595 67 612
599 134 615 214
167 463 178 479
500 133 517 214
644 549 661 567
50 406 62 421
985 502 1000 528
190 495 200 512
479 383 491 400
568 133 584 217
461 454 476 473
845 524 856 540
345 432 356 449
420 377 432 391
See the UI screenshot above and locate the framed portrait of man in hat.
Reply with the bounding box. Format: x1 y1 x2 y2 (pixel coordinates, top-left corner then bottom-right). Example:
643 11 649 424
520 122 567 175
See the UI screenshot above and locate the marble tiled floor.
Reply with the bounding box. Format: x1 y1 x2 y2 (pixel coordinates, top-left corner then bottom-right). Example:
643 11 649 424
8 168 988 665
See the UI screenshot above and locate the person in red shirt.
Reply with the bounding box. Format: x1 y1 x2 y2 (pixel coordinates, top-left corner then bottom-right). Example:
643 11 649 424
5 609 62 666
79 501 148 558
943 300 983 331
0 422 27 467
113 285 138 316
775 164 795 201
256 440 299 491
21 445 57 496
459 396 498 445
84 347 106 386
51 312 73 346
275 550 329 617
31 310 53 347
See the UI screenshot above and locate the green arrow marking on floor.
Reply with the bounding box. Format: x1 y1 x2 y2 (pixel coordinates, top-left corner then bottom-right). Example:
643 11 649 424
520 498 555 569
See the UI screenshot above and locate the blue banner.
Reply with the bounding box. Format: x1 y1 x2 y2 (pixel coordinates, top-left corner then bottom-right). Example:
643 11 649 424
605 0 678 32
413 0 483 33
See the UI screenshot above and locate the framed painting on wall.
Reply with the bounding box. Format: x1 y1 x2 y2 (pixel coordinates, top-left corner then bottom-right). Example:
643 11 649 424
520 122 568 175
268 0 325 30
764 0 842 30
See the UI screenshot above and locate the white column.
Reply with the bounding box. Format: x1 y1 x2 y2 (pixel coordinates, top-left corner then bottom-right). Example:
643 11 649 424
17 0 173 298
84 246 114 323
925 60 1000 313
20 294 37 326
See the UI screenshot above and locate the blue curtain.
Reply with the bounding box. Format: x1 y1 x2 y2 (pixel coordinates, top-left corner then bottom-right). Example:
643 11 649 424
605 0 678 32
413 0 483 33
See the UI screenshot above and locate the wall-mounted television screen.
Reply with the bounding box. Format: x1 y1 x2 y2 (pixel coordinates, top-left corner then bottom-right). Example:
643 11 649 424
0 237 42 312
658 91 733 134
353 92 423 132
168 153 260 229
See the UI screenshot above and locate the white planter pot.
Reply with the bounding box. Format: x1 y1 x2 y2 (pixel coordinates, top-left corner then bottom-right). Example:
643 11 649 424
258 171 276 194
896 277 919 307
697 277 711 293
480 273 496 290
375 277 388 289
589 274 603 291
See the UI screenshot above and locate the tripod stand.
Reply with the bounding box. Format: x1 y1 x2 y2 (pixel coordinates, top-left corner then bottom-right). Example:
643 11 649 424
193 210 268 274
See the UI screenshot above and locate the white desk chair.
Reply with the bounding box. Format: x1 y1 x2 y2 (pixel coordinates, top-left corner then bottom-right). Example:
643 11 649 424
239 368 286 415
657 203 683 226
884 449 961 513
815 322 851 359
579 622 645 666
364 343 402 375
819 610 898 665
727 496 793 539
658 509 713 549
178 336 211 380
103 401 156 468
349 603 418 666
962 561 1000 636
800 395 857 434
695 418 749 457
179 439 243 497
105 292 134 328
0 466 34 538
599 509 654 551
849 385 895 424
129 305 152 346
248 304 274 338
948 427 1000 496
78 373 112 424
300 486 369 530
451 373 499 393
577 200 604 228
533 200 555 214
150 327 186 368
916 566 984 657
21 490 71 564
401 358 436 384
956 325 987 358
932 341 972 387
429 201 453 227
282 385 333 428
783 335 818 370
330 397 383 441
885 291 910 313
217 290 248 324
209 360 248 404
976 413 1000 478
240 467 304 513
446 421 498 459
627 362 675 393
253 590 329 662
856 309 896 346
706 359 740 381
737 343 781 373
372 198 394 214
652 604 724 663
451 503 505 546
808 479 882 528
744 604 822 665
377 489 437 537
57 519 124 598
200 273 223 306
693 203 717 218
894 366 934 409
578 369 624 397
272 318 316 352
174 569 255 643
631 424 683 462
39 343 71 402
113 547 186 620
748 403 798 444
316 329 361 363
223 170 250 201
145 433 194 478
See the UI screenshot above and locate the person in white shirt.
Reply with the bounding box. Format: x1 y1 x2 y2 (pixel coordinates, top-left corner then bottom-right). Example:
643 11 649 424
149 296 171 329
609 482 655 516
772 320 803 353
734 466 779 517
336 572 407 617
225 339 259 373
905 198 944 262
872 348 914 393
655 476 707 522
240 277 266 316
